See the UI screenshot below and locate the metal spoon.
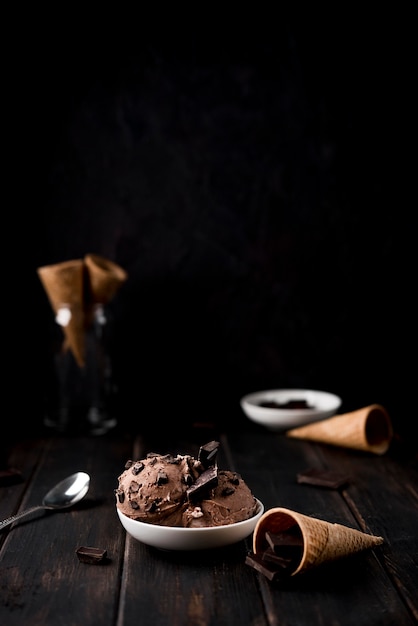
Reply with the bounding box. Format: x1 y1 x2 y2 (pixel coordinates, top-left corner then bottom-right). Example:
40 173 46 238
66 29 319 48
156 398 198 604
0 471 90 531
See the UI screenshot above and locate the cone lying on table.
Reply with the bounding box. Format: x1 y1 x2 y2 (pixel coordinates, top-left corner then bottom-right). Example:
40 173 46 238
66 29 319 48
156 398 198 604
37 259 86 367
286 404 393 455
253 507 383 576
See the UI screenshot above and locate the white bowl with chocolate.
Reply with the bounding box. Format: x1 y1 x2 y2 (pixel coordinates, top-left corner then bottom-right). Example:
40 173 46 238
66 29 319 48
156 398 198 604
115 441 264 551
240 388 342 431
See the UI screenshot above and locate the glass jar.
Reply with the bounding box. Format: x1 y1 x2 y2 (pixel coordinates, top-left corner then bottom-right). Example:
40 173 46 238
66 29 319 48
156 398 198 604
43 303 117 435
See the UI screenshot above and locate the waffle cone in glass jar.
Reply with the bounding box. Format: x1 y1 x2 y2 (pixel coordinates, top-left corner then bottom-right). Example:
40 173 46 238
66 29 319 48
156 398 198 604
286 404 393 455
253 507 383 576
84 254 127 305
37 259 86 367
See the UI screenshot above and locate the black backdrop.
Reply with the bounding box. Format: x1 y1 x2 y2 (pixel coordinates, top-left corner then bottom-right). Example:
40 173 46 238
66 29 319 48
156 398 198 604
7 14 415 438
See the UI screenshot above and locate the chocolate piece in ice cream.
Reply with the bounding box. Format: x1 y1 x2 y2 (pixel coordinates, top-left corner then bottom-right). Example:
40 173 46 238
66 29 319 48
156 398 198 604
198 440 220 468
183 470 258 528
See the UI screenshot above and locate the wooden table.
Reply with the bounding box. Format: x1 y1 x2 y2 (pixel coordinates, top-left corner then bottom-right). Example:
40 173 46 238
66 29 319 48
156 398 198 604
1 421 417 626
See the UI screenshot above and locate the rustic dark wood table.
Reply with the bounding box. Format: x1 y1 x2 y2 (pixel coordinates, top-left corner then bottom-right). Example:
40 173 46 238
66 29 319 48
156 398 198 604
1 420 417 626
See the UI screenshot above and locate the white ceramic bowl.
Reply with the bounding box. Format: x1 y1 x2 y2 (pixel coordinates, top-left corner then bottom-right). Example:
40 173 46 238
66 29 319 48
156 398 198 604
240 388 342 431
116 499 264 551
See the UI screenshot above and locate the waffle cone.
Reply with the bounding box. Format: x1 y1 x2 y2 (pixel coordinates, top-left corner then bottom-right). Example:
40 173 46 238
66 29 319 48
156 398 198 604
253 507 383 576
37 260 86 367
84 253 127 305
286 404 393 454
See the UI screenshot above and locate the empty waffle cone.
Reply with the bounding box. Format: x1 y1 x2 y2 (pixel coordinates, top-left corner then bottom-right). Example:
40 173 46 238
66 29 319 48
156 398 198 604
37 259 86 367
286 404 393 454
84 253 127 305
253 507 383 576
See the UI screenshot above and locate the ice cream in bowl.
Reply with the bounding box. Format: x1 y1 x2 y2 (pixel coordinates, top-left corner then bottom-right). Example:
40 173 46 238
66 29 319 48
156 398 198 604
115 441 264 551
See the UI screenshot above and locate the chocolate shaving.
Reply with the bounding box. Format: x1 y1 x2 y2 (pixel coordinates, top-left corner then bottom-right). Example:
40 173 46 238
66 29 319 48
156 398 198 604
186 465 218 500
198 441 220 469
296 468 350 490
76 546 108 564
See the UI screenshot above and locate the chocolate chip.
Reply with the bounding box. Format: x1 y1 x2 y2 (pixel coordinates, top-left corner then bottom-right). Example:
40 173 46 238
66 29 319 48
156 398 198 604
296 468 350 489
157 471 168 485
124 460 133 469
76 546 108 564
229 473 240 485
145 501 158 513
222 487 235 496
114 488 125 503
129 481 140 493
131 462 145 476
182 473 194 486
130 501 139 509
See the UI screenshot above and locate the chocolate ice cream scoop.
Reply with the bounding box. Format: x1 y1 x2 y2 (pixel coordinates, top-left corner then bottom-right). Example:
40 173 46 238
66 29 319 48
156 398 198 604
115 452 203 526
115 443 258 528
182 470 258 528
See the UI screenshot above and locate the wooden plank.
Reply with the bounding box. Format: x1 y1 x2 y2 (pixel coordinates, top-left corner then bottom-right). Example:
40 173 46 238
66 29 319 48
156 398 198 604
0 437 49 550
226 422 417 626
317 437 418 622
0 434 132 626
118 429 269 626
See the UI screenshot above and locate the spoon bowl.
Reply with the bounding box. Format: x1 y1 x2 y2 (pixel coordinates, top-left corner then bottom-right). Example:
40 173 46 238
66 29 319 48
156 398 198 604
42 472 91 509
0 471 90 531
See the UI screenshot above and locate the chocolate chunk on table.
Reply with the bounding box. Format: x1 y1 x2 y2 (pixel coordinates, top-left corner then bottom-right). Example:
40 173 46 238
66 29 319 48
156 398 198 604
76 546 108 564
297 467 350 489
245 552 290 582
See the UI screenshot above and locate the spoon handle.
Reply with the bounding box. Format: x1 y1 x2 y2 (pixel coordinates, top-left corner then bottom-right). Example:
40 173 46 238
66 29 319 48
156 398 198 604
0 505 46 530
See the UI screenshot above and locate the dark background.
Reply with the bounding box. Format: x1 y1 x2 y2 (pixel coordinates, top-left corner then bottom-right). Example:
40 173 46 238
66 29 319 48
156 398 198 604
7 14 415 438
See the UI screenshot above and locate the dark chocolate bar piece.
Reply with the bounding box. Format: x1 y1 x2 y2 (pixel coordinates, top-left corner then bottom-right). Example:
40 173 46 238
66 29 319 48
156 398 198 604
76 546 108 564
186 465 218 499
261 547 295 569
297 467 349 489
245 552 288 582
0 468 23 487
198 441 220 468
265 529 303 555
